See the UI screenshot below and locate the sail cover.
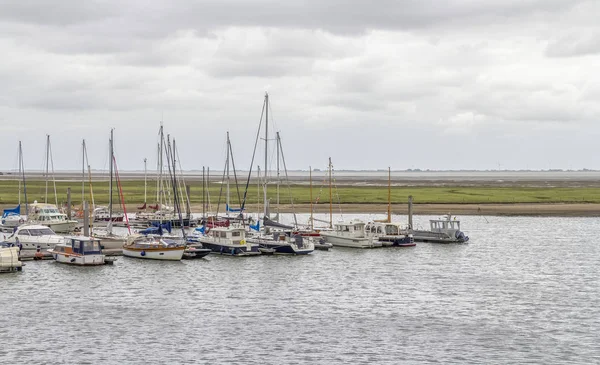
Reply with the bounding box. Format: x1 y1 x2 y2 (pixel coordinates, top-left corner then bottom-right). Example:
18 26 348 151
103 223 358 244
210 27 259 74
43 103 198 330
226 204 244 213
2 205 20 218
263 216 293 230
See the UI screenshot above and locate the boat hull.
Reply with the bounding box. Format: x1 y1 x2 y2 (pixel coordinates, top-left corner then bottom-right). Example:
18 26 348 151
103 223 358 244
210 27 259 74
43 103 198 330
46 221 78 234
199 240 261 256
122 246 185 260
411 230 469 243
378 235 416 247
50 252 107 266
248 239 314 255
320 233 382 248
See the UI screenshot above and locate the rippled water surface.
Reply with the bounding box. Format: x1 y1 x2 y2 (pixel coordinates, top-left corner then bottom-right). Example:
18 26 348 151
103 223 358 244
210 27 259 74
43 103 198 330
1 214 599 364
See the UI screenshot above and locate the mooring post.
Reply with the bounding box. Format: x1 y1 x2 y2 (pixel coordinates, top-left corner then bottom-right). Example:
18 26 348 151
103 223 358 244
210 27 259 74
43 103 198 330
67 187 72 219
185 185 191 217
83 201 89 236
408 195 413 230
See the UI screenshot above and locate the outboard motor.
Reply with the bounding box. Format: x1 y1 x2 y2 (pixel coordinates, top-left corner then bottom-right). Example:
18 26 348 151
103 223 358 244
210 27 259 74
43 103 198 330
455 230 469 242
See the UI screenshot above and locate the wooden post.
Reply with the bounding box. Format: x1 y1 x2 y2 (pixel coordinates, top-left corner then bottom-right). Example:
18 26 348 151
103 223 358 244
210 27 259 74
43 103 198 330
408 195 413 230
66 187 72 219
83 201 89 236
185 185 191 217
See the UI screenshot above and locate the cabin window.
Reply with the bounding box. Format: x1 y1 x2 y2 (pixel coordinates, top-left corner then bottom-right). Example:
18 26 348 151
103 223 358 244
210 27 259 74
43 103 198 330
342 226 349 232
386 225 399 235
376 226 383 234
19 230 31 236
232 231 241 237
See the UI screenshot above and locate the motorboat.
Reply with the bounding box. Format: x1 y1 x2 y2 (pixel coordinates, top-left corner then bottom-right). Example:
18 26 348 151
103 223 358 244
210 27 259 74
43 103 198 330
93 206 124 222
366 222 415 247
195 226 260 256
411 215 469 243
122 234 185 261
247 230 315 255
48 236 115 265
4 224 65 251
27 202 78 233
320 220 382 248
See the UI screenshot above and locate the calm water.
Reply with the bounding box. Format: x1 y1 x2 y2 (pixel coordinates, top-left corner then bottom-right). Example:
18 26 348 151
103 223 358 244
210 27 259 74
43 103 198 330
1 214 599 364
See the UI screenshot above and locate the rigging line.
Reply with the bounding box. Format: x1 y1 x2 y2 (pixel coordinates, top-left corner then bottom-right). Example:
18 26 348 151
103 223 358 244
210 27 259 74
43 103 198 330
175 145 191 217
165 137 185 237
229 136 244 222
215 144 227 217
240 98 266 211
112 155 131 234
277 133 298 228
49 138 58 207
331 164 343 219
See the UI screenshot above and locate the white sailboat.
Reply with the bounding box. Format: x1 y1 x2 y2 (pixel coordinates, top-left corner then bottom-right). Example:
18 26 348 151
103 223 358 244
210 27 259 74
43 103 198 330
123 131 187 260
2 141 28 228
365 167 415 247
318 158 381 248
92 130 130 249
26 136 78 233
244 93 314 254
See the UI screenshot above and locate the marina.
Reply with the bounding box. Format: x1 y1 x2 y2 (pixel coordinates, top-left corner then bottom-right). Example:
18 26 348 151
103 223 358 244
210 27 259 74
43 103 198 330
1 214 598 364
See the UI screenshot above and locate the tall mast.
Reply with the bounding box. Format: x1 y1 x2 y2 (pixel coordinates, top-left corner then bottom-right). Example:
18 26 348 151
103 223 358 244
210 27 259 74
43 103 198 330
143 157 147 207
82 140 86 207
45 135 49 204
155 142 160 204
309 166 313 231
17 142 21 206
159 125 164 208
387 166 391 223
20 142 28 215
276 131 280 220
263 92 268 217
109 129 114 221
329 157 333 228
202 166 206 219
226 132 230 215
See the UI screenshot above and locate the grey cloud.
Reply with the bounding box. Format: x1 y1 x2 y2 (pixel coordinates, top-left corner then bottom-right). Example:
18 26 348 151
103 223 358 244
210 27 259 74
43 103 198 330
545 32 600 58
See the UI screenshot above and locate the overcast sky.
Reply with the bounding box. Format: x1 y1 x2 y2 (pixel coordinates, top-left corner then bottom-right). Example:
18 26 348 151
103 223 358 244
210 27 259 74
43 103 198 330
0 0 597 172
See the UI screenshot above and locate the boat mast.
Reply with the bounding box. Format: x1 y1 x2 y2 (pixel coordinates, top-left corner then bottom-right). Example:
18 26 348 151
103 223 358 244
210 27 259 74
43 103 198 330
45 135 49 204
159 125 164 209
20 142 28 216
309 166 313 231
143 157 147 209
155 142 160 205
82 140 86 209
226 132 230 216
17 142 21 207
387 166 391 223
329 157 333 228
276 131 280 220
109 129 114 224
263 92 268 218
202 166 206 219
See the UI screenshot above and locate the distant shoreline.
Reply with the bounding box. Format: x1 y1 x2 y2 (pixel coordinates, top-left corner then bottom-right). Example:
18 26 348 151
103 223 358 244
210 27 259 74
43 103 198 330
138 203 600 217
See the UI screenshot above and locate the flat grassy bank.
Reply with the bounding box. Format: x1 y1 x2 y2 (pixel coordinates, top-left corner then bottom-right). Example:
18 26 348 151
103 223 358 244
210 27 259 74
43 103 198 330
1 179 600 207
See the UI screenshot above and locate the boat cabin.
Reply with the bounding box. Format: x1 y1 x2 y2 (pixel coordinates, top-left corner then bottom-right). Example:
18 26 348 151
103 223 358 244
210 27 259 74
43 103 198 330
430 215 461 233
333 221 367 238
29 203 70 222
366 222 402 236
53 237 103 255
12 226 57 237
208 227 246 245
